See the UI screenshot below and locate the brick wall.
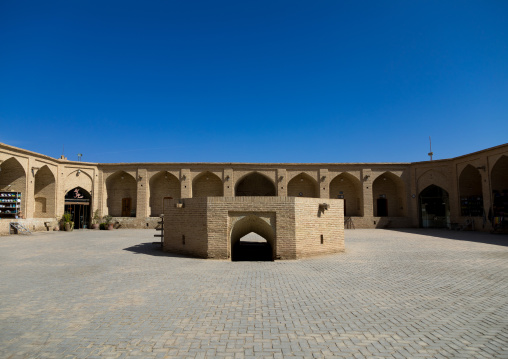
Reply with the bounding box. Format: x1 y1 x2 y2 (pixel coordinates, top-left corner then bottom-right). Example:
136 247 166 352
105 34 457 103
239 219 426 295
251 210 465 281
163 197 209 258
459 165 483 197
235 172 276 196
163 197 344 260
33 166 56 218
149 171 180 216
288 173 318 198
192 172 223 197
295 197 344 257
329 174 362 216
0 157 26 215
372 173 404 217
106 171 137 217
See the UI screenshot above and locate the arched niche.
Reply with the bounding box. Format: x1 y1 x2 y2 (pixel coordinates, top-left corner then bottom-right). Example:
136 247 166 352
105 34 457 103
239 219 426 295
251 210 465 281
491 155 508 219
230 214 275 261
235 172 276 196
418 185 450 228
329 173 362 216
192 171 223 197
459 165 483 217
33 165 56 218
372 172 405 217
149 171 181 216
287 173 318 198
0 157 27 216
106 171 137 217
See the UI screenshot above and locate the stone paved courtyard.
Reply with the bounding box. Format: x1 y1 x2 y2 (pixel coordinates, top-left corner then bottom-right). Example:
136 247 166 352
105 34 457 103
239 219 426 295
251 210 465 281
1 229 507 359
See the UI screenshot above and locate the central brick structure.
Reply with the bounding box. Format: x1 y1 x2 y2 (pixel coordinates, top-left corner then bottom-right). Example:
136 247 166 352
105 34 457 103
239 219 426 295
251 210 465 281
163 197 344 260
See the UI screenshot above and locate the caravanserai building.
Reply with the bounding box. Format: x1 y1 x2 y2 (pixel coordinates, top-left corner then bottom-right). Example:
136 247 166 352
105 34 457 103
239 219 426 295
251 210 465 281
0 142 507 258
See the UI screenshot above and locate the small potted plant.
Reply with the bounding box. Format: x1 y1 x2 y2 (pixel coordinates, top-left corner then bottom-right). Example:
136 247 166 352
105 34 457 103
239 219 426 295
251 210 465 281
102 215 114 230
92 210 101 230
62 212 74 232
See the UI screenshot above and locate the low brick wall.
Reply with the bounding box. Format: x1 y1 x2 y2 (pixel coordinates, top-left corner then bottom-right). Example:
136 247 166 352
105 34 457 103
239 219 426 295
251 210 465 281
163 196 345 260
110 217 160 229
0 218 59 235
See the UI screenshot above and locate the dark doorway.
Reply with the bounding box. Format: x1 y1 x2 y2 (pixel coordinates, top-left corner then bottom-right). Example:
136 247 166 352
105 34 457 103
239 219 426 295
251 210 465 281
65 187 91 229
121 198 132 217
232 233 273 261
419 185 450 228
377 198 388 216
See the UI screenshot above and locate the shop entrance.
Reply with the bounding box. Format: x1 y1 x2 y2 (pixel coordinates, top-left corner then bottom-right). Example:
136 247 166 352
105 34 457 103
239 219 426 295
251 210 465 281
419 185 450 228
65 187 91 229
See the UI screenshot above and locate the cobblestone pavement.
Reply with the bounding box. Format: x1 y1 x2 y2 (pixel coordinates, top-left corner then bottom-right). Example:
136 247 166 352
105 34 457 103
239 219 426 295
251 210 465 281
1 229 508 359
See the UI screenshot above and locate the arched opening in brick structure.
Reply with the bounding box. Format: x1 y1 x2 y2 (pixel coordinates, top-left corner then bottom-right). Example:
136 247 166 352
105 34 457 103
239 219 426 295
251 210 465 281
419 185 450 228
373 172 405 217
0 157 26 219
231 215 275 261
459 165 483 217
329 173 362 216
64 187 91 229
287 173 318 198
491 156 508 229
33 165 56 218
106 171 137 217
149 171 180 216
235 172 276 196
192 171 223 197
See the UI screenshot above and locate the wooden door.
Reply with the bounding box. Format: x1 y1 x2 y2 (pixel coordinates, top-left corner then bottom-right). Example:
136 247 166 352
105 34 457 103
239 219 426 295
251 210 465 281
121 198 131 217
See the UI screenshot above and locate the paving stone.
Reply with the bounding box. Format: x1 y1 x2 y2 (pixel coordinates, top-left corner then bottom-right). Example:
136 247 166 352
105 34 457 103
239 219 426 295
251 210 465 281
0 228 507 358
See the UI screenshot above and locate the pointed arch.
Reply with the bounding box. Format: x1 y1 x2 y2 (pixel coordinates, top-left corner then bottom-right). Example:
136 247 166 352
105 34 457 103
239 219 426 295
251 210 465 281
235 172 276 196
149 171 181 216
418 185 450 228
372 171 405 217
491 155 508 218
0 157 27 217
34 165 56 218
230 214 275 261
106 171 137 217
192 171 223 197
287 172 318 198
329 172 362 216
459 164 483 217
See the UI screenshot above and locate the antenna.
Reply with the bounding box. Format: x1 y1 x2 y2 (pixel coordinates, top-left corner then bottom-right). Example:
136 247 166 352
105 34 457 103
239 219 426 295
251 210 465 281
77 153 82 162
428 136 433 161
62 144 65 157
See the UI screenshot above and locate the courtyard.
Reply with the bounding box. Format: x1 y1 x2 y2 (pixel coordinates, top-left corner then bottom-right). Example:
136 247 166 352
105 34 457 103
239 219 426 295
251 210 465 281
0 229 507 359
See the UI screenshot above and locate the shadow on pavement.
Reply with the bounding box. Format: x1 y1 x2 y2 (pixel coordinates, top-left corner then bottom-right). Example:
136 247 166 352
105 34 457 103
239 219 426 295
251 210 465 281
123 242 185 257
385 228 508 248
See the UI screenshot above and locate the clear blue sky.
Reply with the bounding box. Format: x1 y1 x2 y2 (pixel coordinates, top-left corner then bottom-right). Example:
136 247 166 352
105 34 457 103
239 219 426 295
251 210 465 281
1 1 507 163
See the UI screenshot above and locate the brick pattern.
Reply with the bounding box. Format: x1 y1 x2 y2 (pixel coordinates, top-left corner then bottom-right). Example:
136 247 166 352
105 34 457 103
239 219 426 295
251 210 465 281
459 165 483 197
2 229 508 358
295 197 344 257
235 172 276 196
0 157 26 215
491 155 508 193
163 197 209 258
106 171 137 217
164 197 344 260
33 166 56 218
2 142 508 234
373 173 404 217
330 173 362 216
149 171 180 216
192 172 223 197
288 173 319 198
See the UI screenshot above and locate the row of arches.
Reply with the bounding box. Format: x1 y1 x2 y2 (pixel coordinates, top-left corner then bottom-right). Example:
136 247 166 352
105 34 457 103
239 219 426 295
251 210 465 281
1 155 506 222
